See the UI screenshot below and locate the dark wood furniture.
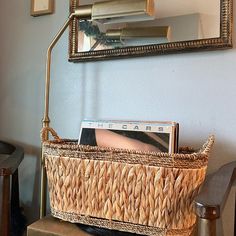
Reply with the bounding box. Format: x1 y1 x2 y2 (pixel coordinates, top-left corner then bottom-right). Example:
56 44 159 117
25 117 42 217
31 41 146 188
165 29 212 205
0 141 24 236
195 161 236 236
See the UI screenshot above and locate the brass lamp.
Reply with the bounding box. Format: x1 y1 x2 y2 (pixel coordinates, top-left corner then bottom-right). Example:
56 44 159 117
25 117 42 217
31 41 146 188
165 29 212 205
90 0 155 23
41 0 155 218
105 26 171 46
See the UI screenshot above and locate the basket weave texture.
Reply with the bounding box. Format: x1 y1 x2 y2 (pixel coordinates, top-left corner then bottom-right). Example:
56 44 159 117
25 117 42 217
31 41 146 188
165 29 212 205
42 127 214 236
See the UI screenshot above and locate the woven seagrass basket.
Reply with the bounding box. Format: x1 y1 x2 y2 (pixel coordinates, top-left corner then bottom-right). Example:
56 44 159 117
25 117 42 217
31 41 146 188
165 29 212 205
41 127 214 236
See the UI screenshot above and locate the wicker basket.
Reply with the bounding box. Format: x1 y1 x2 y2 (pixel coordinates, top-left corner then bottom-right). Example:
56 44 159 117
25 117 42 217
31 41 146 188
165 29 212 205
41 127 214 236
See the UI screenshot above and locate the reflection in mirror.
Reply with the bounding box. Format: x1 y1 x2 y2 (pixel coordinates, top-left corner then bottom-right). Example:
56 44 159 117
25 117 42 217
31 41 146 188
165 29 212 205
77 0 220 52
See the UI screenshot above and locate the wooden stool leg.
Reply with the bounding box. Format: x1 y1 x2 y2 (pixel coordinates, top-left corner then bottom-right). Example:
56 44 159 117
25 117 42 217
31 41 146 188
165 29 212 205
0 175 11 236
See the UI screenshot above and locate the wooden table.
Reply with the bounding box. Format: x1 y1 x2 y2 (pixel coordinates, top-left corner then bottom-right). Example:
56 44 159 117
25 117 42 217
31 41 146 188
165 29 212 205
27 216 92 236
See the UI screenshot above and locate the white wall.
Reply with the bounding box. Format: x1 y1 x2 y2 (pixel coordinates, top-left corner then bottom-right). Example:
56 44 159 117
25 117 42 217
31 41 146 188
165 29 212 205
0 0 235 234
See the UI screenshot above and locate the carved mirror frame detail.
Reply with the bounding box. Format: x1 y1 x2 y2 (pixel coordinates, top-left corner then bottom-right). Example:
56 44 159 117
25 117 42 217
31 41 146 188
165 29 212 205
69 0 233 62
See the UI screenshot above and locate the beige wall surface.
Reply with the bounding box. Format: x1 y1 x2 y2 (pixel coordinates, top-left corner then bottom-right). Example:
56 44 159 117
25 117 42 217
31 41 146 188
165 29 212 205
0 0 235 234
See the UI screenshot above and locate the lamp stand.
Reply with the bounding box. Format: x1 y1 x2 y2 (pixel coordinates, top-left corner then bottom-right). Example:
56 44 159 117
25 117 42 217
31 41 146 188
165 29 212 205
40 13 76 218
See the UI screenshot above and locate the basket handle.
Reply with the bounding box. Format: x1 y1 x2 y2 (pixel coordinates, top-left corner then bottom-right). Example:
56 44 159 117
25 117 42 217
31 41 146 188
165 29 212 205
41 127 61 142
200 135 215 155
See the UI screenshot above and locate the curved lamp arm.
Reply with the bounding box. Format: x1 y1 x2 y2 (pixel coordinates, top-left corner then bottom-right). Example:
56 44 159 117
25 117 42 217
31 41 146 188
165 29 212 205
194 161 236 236
43 6 92 129
42 13 75 129
40 8 91 218
40 12 77 219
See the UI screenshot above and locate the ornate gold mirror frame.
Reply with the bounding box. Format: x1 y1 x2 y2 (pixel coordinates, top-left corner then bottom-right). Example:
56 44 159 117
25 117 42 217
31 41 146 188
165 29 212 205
69 0 233 62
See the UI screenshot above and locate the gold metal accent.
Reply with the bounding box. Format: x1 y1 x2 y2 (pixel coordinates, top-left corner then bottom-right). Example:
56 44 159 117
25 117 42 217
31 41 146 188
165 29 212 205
40 150 47 217
92 0 154 23
40 12 78 218
69 0 233 62
74 5 92 20
198 218 216 236
105 30 122 40
105 26 170 40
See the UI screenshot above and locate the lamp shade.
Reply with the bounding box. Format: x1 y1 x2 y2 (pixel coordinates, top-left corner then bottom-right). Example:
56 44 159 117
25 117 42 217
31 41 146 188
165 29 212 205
91 0 155 24
105 26 171 45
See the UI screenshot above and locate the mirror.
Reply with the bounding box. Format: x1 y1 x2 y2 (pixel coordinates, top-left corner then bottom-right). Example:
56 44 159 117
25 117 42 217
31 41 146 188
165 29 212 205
69 0 232 62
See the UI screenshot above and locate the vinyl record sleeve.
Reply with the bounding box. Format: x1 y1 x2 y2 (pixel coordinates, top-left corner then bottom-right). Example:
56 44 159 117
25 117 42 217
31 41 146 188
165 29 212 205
79 120 179 153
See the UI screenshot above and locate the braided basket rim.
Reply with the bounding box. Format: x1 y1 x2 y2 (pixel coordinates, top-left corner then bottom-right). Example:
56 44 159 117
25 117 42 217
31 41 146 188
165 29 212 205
42 135 214 169
43 135 214 160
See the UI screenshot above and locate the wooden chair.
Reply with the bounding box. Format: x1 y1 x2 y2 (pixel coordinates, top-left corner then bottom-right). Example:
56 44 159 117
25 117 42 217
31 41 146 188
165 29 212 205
28 161 236 236
0 141 24 236
195 161 236 236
